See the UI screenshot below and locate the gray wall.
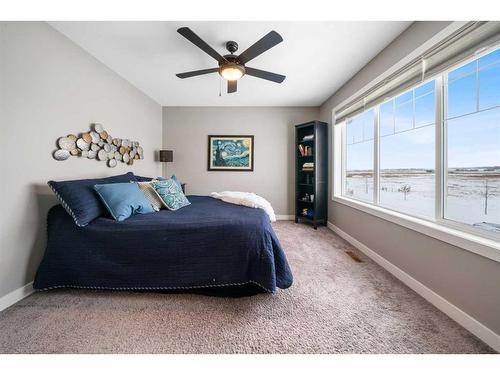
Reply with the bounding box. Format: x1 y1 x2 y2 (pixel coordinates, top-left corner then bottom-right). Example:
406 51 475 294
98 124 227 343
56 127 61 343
319 22 500 335
163 107 319 215
0 22 162 299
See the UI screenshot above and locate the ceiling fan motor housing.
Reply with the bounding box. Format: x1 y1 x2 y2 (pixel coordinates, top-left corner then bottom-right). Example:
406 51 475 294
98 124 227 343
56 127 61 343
226 41 238 54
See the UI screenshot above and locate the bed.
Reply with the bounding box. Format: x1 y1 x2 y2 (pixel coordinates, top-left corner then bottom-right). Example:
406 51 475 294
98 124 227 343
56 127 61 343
33 196 293 295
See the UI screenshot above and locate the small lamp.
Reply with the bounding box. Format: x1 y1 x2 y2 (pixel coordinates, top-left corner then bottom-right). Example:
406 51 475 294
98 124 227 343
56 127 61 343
159 150 173 163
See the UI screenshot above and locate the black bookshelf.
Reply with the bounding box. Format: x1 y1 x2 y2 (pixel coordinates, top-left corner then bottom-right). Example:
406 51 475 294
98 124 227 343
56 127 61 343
295 121 328 229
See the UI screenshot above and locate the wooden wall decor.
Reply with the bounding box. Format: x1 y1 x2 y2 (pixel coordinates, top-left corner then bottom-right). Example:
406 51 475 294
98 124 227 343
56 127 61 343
52 123 143 168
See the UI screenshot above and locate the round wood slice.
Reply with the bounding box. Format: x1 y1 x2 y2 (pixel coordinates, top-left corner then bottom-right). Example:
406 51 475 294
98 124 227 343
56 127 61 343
81 150 89 158
110 145 117 152
128 158 134 166
107 151 115 160
58 137 76 151
137 146 143 156
97 149 107 161
119 146 127 155
114 151 122 161
67 134 77 141
103 144 111 152
122 153 130 163
129 149 136 159
113 138 121 147
90 131 100 143
91 143 100 152
98 140 105 147
53 149 70 161
70 149 80 156
87 150 96 159
99 130 108 140
76 138 90 151
134 154 139 160
82 132 92 143
93 123 104 133
106 135 113 144
108 159 117 168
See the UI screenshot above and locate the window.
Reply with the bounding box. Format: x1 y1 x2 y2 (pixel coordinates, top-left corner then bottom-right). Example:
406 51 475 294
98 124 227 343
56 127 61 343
445 49 500 231
379 81 436 219
344 109 375 203
338 46 500 238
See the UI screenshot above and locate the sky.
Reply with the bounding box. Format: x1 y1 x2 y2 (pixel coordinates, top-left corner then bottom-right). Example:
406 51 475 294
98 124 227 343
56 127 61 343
346 48 500 171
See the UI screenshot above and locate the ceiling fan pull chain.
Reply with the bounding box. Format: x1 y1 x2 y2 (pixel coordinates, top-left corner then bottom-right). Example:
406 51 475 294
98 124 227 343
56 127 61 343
219 75 222 97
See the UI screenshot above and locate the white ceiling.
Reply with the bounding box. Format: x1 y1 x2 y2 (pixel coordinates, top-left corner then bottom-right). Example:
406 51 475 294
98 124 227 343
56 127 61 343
49 21 411 107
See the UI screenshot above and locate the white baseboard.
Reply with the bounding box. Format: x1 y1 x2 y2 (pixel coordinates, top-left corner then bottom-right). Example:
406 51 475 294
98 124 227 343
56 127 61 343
276 215 294 220
327 221 500 353
0 282 34 312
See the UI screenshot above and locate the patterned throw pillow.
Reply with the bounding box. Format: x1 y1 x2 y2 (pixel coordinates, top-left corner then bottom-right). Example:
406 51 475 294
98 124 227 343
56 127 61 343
151 179 190 211
137 181 165 211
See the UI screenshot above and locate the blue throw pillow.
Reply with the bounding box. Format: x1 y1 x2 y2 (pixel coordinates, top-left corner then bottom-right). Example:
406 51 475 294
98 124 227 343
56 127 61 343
151 179 190 211
94 182 154 221
48 172 137 227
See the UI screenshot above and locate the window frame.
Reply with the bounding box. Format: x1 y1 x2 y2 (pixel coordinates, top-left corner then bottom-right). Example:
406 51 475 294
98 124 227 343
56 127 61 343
332 44 500 263
343 108 376 204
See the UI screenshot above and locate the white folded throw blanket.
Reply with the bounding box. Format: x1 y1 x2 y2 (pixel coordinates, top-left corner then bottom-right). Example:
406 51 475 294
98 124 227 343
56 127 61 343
210 191 276 222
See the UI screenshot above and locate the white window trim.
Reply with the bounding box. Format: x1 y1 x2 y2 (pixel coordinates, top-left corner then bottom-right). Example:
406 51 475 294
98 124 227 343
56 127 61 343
331 195 500 263
331 45 500 264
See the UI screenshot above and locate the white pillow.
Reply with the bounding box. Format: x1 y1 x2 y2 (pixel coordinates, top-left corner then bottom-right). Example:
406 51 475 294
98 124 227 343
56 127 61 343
137 180 165 211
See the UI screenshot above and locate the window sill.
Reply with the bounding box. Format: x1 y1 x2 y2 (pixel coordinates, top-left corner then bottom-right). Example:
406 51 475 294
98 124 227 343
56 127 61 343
331 195 500 263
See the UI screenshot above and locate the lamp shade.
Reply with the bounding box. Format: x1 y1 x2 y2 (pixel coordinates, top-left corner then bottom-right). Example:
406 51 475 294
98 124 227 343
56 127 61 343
159 150 173 162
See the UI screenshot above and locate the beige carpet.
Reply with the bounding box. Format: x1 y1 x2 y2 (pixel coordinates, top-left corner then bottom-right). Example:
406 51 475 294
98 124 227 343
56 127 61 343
0 222 494 353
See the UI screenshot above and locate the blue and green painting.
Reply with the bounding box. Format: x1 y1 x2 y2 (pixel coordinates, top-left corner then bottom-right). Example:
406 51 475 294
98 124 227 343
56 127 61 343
210 137 252 169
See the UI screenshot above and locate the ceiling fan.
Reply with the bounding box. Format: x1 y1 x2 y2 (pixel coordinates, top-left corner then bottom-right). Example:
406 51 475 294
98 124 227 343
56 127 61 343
175 27 286 94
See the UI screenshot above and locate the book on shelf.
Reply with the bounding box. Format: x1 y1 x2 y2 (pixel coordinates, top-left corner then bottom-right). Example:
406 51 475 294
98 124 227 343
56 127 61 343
297 144 305 156
301 134 314 142
297 144 312 156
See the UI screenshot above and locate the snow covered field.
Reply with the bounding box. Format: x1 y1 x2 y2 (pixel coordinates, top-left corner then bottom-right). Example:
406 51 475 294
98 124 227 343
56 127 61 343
345 169 500 231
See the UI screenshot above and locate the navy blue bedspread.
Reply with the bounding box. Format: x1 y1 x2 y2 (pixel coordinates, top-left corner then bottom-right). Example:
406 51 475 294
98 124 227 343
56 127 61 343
33 196 293 294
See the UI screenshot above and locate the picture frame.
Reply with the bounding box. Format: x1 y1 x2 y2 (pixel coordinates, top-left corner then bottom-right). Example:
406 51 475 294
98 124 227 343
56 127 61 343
207 135 254 171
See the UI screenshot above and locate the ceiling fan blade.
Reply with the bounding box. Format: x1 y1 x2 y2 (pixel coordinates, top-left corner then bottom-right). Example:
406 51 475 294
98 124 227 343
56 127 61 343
227 80 237 93
245 67 286 83
238 31 283 64
177 27 227 62
176 68 219 79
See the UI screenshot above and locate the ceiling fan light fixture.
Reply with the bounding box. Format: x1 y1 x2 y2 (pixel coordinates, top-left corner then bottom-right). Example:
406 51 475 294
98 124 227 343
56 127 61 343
219 63 245 81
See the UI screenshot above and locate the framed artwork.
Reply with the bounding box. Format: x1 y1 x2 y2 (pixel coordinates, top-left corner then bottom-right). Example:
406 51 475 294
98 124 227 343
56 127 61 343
207 135 254 171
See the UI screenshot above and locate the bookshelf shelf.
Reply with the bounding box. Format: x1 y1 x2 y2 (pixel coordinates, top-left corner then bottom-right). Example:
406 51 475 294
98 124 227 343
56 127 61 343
295 121 328 229
297 199 314 205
